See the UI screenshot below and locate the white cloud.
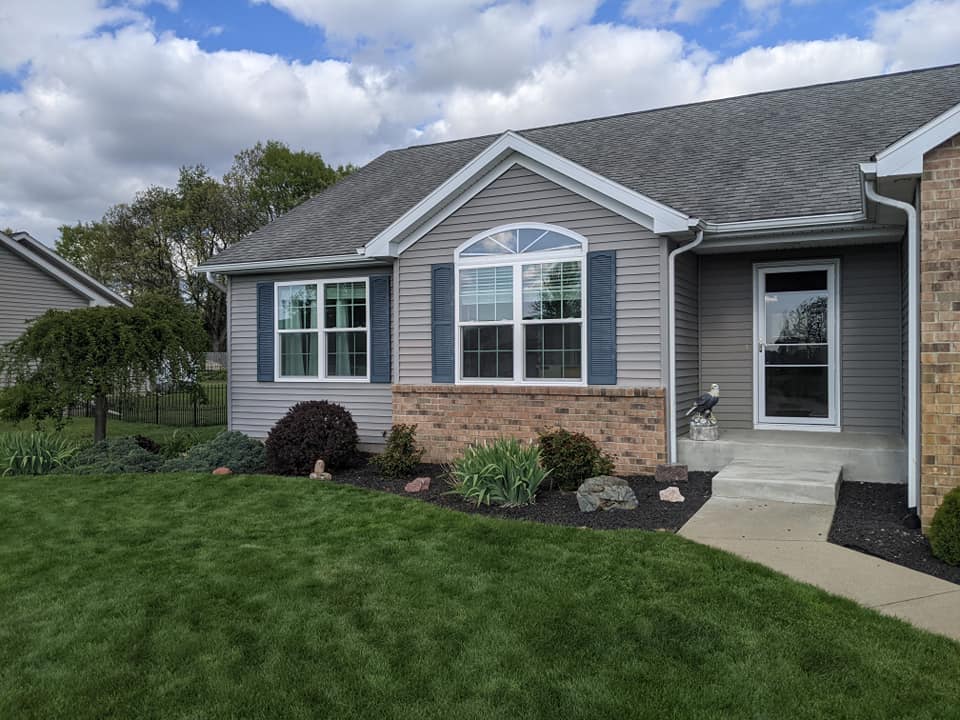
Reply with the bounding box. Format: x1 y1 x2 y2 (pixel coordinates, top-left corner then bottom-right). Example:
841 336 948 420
1 0 959 243
624 0 724 24
873 0 960 71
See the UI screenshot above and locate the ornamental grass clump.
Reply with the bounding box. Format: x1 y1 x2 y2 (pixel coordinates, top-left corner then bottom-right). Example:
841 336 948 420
929 487 960 566
0 432 78 476
447 438 548 507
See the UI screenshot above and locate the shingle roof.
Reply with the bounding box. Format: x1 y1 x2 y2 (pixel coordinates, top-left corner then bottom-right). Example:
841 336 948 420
208 63 960 267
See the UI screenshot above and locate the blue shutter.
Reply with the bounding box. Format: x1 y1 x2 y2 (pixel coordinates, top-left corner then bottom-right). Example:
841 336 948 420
256 281 275 382
431 263 455 383
587 250 617 385
369 274 392 383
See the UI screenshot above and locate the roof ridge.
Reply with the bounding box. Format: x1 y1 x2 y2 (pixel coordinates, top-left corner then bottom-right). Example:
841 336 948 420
398 62 960 152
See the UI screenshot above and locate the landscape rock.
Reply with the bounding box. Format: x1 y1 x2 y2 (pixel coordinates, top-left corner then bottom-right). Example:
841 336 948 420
655 463 688 484
310 472 333 480
576 476 638 512
212 467 232 475
313 459 326 475
404 476 431 493
659 486 685 503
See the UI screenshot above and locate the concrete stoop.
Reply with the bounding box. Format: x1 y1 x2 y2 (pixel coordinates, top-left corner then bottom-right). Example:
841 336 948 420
711 459 841 505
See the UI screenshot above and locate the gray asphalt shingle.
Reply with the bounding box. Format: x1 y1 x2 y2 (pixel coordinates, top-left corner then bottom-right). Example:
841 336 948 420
208 64 960 267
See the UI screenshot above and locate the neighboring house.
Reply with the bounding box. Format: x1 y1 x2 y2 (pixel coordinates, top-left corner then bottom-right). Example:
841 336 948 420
197 64 960 527
0 231 131 349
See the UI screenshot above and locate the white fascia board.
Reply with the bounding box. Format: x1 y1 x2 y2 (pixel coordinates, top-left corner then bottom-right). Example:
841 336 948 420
875 101 960 179
364 130 695 258
0 232 124 307
700 211 867 235
195 254 388 275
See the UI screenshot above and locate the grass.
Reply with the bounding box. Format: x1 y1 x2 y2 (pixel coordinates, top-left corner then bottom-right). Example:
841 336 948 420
0 418 225 445
1 475 958 719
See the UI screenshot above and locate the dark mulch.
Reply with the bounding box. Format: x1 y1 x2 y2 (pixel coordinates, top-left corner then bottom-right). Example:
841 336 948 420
829 481 960 585
330 457 713 532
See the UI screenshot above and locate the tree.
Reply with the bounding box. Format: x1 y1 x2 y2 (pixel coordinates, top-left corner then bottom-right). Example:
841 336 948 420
0 295 208 442
55 140 353 352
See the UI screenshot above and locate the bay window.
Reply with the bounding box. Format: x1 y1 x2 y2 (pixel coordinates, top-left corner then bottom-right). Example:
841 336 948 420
276 279 369 380
456 224 586 384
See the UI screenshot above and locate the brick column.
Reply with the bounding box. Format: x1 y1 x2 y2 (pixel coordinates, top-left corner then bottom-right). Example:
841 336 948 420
920 135 960 528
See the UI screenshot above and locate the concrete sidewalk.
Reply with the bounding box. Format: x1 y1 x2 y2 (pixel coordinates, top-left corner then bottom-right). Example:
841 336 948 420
679 497 960 641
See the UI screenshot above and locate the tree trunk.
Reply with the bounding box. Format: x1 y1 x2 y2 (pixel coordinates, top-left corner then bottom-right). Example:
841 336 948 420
93 393 108 442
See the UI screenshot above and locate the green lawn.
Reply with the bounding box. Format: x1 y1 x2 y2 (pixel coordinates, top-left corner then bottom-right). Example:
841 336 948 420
1 475 958 719
0 418 225 445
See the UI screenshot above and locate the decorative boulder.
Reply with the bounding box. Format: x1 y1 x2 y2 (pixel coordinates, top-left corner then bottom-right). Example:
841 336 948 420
576 476 638 512
655 463 688 484
404 476 431 493
212 467 232 476
659 486 685 503
309 458 332 481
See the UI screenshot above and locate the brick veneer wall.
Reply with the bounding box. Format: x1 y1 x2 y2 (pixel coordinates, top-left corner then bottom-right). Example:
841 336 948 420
920 136 960 527
392 385 667 475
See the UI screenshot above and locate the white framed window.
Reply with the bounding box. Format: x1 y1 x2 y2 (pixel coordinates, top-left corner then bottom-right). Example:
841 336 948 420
455 223 587 385
275 278 370 382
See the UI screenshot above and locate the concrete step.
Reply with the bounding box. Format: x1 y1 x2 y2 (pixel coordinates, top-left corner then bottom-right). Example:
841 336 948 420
711 460 841 505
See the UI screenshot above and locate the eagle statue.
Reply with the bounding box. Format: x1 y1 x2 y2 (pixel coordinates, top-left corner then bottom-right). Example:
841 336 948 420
685 383 720 423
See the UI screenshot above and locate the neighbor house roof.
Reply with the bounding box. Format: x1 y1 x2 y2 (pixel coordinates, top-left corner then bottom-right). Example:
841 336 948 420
0 231 131 307
203 63 960 269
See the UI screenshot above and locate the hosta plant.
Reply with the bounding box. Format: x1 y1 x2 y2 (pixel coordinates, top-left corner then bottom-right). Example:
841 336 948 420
0 432 78 476
447 438 548 507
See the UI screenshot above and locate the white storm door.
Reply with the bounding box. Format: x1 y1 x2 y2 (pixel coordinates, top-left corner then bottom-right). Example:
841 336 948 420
755 261 839 428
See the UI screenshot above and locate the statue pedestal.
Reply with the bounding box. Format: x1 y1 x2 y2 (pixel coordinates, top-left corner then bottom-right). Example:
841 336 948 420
689 423 719 442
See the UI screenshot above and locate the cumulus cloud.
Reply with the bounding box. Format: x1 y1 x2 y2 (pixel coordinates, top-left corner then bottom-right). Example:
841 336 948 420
1 0 959 243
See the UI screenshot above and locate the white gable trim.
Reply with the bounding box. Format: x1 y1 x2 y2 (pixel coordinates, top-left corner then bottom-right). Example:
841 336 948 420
874 101 960 179
0 232 130 307
364 131 696 258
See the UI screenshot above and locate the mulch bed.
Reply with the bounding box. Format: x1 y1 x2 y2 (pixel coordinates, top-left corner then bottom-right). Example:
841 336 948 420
329 458 713 532
829 481 960 585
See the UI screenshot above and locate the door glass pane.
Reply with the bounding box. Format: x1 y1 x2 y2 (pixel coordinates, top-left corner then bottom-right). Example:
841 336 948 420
765 366 829 418
764 288 828 343
764 345 828 365
765 270 826 293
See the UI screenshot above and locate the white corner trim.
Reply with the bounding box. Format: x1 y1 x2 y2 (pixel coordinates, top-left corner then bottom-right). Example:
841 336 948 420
364 131 695 258
874 100 960 178
0 232 129 307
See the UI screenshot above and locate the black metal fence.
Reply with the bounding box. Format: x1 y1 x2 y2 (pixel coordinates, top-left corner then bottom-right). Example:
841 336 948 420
67 383 227 427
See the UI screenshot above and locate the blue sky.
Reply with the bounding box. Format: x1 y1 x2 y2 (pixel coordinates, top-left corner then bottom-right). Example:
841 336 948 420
1 0 959 242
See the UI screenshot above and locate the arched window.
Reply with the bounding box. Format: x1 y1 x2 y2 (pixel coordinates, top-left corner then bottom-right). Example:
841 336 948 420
455 223 587 384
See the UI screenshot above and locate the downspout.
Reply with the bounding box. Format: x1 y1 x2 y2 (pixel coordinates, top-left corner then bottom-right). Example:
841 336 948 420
864 180 919 510
205 271 227 294
667 229 705 464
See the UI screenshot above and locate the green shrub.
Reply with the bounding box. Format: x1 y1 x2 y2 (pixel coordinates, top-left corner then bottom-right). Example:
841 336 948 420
265 401 359 475
59 437 164 475
159 429 201 459
537 428 614 491
0 432 78 476
161 431 265 474
447 438 547 507
930 487 960 566
134 435 161 454
371 424 424 478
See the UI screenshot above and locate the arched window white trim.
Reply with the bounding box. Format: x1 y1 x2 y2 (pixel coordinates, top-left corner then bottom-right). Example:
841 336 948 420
454 223 588 385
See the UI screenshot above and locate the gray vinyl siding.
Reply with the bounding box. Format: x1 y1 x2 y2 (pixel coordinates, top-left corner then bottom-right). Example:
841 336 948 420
698 243 903 432
0 244 88 346
397 162 666 386
229 268 393 445
674 250 699 433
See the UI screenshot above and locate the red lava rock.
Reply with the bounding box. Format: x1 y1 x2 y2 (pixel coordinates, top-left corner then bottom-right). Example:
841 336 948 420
212 467 233 476
404 476 432 493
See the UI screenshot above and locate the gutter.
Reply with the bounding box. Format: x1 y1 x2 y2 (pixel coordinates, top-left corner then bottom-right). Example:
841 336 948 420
667 229 704 464
863 180 919 511
205 271 227 293
195 253 386 275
